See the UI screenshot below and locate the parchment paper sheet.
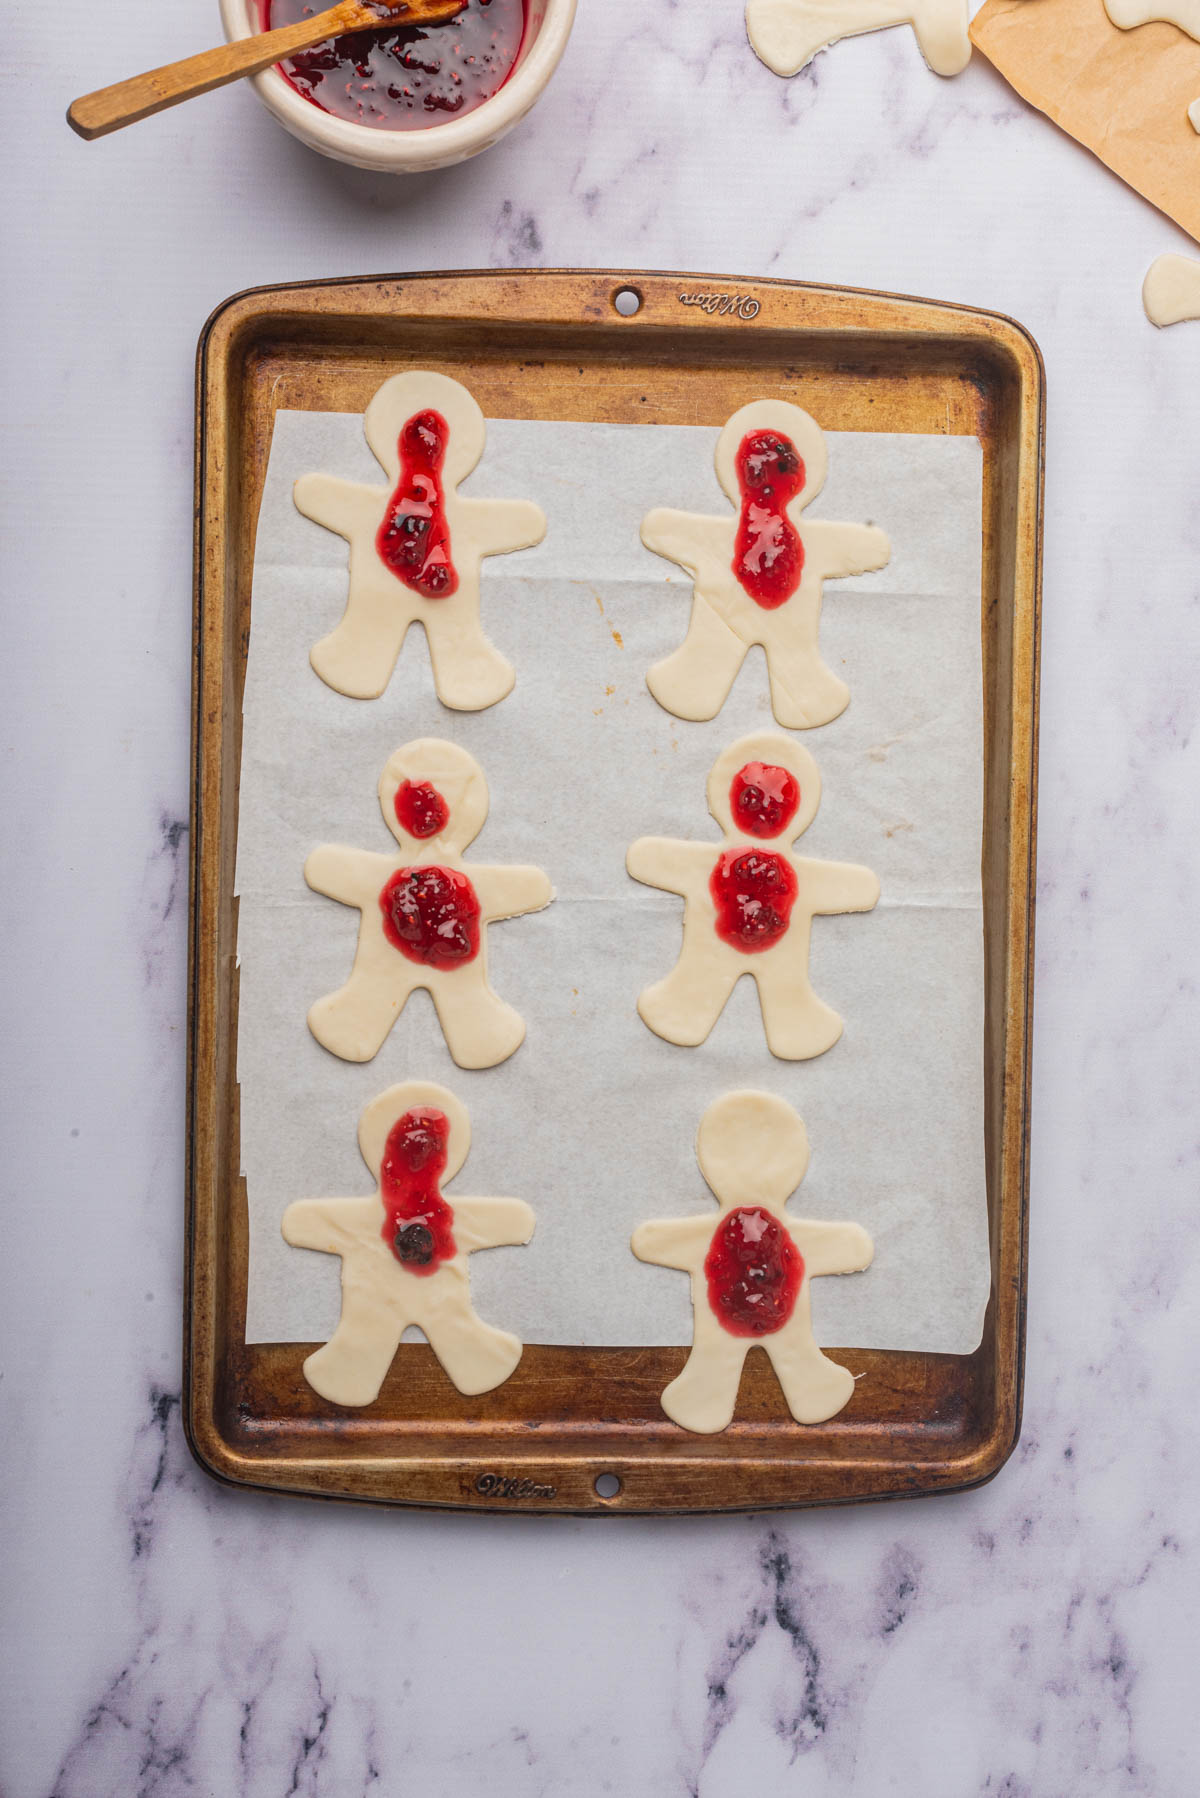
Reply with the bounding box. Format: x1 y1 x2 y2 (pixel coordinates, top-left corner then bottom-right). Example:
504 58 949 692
238 410 988 1354
972 0 1200 246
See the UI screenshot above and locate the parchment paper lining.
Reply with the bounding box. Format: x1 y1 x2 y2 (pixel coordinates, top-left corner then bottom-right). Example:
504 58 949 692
237 411 988 1355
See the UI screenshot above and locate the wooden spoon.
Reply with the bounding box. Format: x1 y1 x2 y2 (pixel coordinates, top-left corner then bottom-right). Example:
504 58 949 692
67 0 467 141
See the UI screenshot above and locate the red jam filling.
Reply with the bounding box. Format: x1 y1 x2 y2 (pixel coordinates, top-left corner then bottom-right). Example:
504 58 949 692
261 0 526 132
394 779 449 839
376 410 457 598
705 1206 802 1337
733 429 805 609
730 761 800 839
379 865 480 968
379 1106 456 1272
710 850 798 953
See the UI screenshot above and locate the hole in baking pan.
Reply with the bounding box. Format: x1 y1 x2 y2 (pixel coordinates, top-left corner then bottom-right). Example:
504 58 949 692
594 1472 622 1498
612 287 642 317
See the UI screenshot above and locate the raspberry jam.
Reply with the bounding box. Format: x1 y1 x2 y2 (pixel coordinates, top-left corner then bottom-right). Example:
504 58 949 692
394 779 449 840
379 1107 456 1272
730 761 800 839
705 1207 802 1336
710 850 798 953
377 410 457 598
261 0 527 132
379 865 480 968
733 429 805 609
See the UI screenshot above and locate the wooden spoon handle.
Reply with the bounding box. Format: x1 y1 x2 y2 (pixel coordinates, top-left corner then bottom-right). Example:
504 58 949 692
67 0 461 141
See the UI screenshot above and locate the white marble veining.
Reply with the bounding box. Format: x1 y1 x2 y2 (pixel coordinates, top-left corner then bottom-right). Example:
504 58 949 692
3 1 1199 1792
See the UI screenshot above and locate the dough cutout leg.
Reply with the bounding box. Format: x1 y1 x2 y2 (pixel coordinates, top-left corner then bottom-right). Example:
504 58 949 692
431 978 526 1070
660 1330 750 1434
754 959 843 1061
424 605 515 712
638 959 741 1049
308 967 409 1063
311 588 411 701
765 1334 856 1426
647 600 748 722
747 0 970 79
909 0 971 74
765 635 849 730
424 1286 524 1396
304 1293 405 1408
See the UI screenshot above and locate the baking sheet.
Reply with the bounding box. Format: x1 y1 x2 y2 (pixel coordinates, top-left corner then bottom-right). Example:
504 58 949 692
237 409 988 1354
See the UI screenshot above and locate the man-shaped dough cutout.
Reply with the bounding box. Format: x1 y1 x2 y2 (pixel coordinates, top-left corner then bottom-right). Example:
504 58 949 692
627 732 879 1059
746 0 971 81
294 370 545 710
642 400 890 729
632 1091 873 1433
306 739 552 1068
283 1082 535 1407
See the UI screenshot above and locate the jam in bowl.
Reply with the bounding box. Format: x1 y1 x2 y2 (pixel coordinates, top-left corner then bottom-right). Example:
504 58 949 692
219 0 576 170
258 0 528 131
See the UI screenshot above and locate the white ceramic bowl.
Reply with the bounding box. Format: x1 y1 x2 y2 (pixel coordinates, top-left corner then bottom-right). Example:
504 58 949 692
220 0 576 171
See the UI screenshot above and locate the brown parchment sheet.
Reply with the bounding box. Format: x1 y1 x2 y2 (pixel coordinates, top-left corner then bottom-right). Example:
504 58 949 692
971 0 1200 245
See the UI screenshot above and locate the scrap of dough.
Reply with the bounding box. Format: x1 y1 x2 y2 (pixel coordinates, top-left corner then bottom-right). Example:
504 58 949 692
1104 0 1200 37
1143 253 1200 325
282 1082 535 1407
305 738 553 1069
294 369 545 711
626 731 879 1061
1189 97 1200 129
641 399 891 730
631 1092 873 1434
747 0 971 78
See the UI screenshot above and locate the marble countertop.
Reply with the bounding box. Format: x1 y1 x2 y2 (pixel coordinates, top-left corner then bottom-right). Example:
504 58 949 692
3 2 1198 1792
